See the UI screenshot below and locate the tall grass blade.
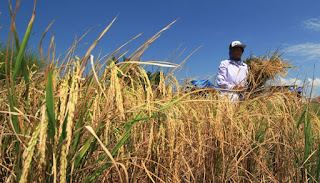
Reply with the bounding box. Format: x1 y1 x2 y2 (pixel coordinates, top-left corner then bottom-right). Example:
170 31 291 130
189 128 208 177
296 110 306 129
46 68 56 139
73 135 94 170
5 1 24 178
12 1 36 81
59 112 68 143
7 0 21 49
9 4 30 95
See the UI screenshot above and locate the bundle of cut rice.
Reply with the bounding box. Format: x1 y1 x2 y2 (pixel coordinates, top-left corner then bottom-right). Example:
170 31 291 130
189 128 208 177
244 51 292 98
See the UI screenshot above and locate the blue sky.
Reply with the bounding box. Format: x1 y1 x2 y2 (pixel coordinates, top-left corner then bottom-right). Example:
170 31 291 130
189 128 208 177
1 0 320 96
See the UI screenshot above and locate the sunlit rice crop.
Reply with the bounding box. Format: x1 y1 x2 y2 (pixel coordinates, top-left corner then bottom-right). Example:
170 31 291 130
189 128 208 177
1 1 320 182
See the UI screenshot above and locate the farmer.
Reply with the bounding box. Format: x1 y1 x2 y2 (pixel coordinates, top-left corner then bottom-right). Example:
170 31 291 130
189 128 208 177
216 40 248 101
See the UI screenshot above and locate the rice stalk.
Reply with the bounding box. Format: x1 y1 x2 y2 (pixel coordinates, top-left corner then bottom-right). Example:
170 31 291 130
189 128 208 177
37 103 47 181
166 110 176 168
57 72 70 142
19 123 40 183
88 113 165 181
60 57 81 182
107 62 125 120
59 141 67 183
245 51 292 98
105 115 111 145
85 125 127 183
147 122 154 158
158 69 166 96
304 102 312 180
5 1 25 174
90 54 107 99
142 160 157 183
139 67 153 116
3 2 320 182
66 58 81 154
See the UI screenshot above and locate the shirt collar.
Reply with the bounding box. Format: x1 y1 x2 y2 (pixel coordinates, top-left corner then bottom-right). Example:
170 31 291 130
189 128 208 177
230 59 245 66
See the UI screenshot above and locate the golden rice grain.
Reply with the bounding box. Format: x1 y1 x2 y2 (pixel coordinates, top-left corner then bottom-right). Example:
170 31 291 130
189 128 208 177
108 62 125 119
38 104 48 178
20 124 40 183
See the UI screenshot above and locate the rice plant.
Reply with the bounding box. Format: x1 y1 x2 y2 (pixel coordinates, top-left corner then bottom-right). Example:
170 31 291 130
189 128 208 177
0 1 320 182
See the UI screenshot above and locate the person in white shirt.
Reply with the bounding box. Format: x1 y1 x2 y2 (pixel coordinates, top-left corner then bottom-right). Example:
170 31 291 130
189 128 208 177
216 41 248 101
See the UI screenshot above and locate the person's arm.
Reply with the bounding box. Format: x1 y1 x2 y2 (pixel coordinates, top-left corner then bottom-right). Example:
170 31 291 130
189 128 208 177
216 61 234 89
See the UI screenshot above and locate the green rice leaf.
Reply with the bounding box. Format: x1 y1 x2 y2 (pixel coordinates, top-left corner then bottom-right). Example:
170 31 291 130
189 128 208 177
59 111 68 144
160 94 186 111
46 68 56 139
86 112 165 182
74 136 94 169
296 110 306 129
12 7 35 81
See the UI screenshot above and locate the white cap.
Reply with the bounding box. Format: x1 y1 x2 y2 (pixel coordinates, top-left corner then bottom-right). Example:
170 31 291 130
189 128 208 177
230 41 246 49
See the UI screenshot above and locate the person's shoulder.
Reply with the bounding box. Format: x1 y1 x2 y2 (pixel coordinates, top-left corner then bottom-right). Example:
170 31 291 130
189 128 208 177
219 59 231 65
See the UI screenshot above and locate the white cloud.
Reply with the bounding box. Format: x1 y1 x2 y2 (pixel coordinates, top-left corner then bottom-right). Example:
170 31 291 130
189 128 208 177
280 77 320 88
303 17 320 31
285 43 320 60
307 78 320 88
280 78 304 86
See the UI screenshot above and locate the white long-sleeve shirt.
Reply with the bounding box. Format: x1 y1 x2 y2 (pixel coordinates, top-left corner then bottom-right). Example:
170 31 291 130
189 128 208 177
216 59 248 100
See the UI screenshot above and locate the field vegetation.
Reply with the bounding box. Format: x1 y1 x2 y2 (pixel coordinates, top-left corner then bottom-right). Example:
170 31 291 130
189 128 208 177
1 1 320 182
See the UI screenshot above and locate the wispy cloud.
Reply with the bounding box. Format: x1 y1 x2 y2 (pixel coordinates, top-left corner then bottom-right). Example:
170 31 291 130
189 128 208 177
285 43 320 60
307 78 320 88
303 17 320 31
280 78 304 86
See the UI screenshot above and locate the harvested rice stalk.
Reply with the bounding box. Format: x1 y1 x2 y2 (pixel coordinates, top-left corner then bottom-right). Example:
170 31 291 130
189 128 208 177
244 51 292 98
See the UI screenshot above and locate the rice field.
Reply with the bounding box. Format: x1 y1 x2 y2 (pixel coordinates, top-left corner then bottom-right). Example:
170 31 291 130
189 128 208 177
1 1 320 182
